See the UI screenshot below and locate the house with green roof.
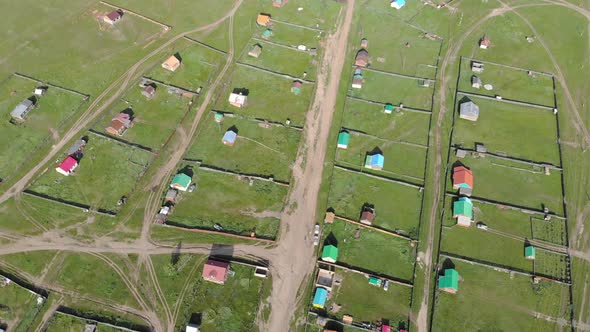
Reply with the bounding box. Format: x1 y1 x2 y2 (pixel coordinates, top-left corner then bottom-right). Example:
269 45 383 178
525 245 535 260
384 103 394 114
438 268 459 294
453 197 473 227
170 173 191 192
321 245 338 263
337 131 350 149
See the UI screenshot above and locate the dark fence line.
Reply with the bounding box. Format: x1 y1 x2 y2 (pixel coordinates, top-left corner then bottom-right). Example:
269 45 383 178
270 18 324 32
0 269 48 298
251 37 314 54
453 146 562 170
55 307 150 332
457 91 555 111
13 72 90 99
210 110 303 131
99 0 171 30
342 127 428 149
318 260 413 287
462 56 554 77
346 95 432 114
334 164 423 189
23 190 116 217
183 36 227 55
162 222 276 242
359 66 435 82
88 129 154 153
181 161 291 187
236 62 315 84
141 76 201 95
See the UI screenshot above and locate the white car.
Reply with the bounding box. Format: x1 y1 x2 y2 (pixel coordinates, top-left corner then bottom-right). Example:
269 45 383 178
476 222 488 230
383 280 390 291
314 224 320 236
313 235 319 246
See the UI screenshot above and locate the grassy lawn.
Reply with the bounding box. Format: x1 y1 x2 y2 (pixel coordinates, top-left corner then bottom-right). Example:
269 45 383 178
327 168 422 236
324 270 410 329
255 23 322 50
215 65 313 126
240 40 317 80
1 251 58 277
169 168 286 238
432 261 570 331
93 87 190 150
322 220 415 280
0 76 86 180
185 113 301 182
29 136 153 212
349 71 434 111
453 97 560 164
255 0 342 31
343 98 431 145
46 312 128 332
0 281 42 330
336 135 426 181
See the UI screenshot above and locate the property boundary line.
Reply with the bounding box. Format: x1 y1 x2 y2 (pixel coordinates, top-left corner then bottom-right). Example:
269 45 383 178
179 161 291 187
182 36 227 55
210 110 303 131
452 146 562 170
457 91 555 111
22 190 116 217
462 56 554 78
141 76 201 95
53 309 147 332
13 72 90 99
334 164 423 189
270 19 324 32
88 129 155 153
236 62 314 84
99 1 171 30
342 127 428 149
359 66 435 83
346 96 431 114
251 37 315 54
316 260 413 288
160 223 276 242
334 215 413 240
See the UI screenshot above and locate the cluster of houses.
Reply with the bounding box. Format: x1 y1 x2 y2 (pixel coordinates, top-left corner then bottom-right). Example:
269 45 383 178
155 170 195 224
55 138 87 176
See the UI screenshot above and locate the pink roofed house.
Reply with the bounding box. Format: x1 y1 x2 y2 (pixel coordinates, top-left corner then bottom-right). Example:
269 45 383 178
202 260 230 284
56 156 78 176
381 325 390 332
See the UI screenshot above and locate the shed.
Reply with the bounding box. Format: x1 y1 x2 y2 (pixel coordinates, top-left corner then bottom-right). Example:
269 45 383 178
342 315 353 325
453 197 473 226
312 287 328 309
170 173 191 191
355 49 369 67
34 87 47 96
55 156 78 176
67 139 86 155
384 103 394 114
351 74 363 89
455 148 467 158
291 81 303 95
525 245 536 260
273 0 288 7
479 36 491 49
257 14 271 26
316 268 335 291
162 55 181 72
186 324 200 332
391 0 406 9
261 29 273 39
165 189 178 202
471 61 484 73
248 44 262 58
222 130 238 146
229 92 247 108
324 211 335 224
360 38 368 48
360 206 375 225
103 10 123 25
202 259 230 284
337 131 350 149
438 268 459 293
321 245 338 263
142 85 156 99
452 166 473 190
106 112 133 136
369 276 382 286
459 101 479 121
10 99 35 121
214 112 224 123
471 75 482 89
364 153 384 170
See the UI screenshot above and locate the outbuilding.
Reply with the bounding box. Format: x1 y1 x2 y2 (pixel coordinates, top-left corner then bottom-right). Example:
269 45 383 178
364 153 384 170
312 287 328 309
453 197 473 227
66 139 86 155
459 101 479 121
142 85 156 99
438 268 459 293
384 103 394 114
10 99 35 121
273 0 288 7
202 259 230 284
165 189 178 202
354 49 369 67
360 207 375 225
337 131 350 149
321 245 338 263
222 129 237 146
351 73 363 89
291 81 303 95
55 156 78 176
471 75 482 89
360 38 368 48
261 29 273 39
170 173 191 191
391 0 406 9
257 14 271 26
525 245 536 260
248 44 262 58
479 36 491 49
185 324 200 332
106 112 133 136
471 61 484 73
161 55 181 72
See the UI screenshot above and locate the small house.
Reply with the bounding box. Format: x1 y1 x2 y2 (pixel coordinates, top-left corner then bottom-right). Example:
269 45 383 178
391 0 406 9
321 245 338 263
248 44 262 58
459 101 479 121
291 81 303 95
316 268 335 292
55 156 78 176
342 315 353 325
106 112 133 136
103 10 123 25
360 38 368 48
159 206 170 215
261 28 273 39
364 153 384 170
222 129 237 146
202 259 230 284
10 99 35 121
257 14 271 26
360 206 375 225
185 324 200 332
214 112 224 123
438 268 459 293
384 103 394 114
142 85 156 99
525 245 535 260
479 36 491 49
453 197 473 227
455 148 467 159
324 211 335 224
471 75 482 89
354 49 369 67
228 92 247 108
312 287 328 309
452 166 473 190
273 0 288 7
165 189 178 202
351 73 363 89
161 55 181 72
66 139 86 155
170 173 191 191
337 131 350 149
471 61 484 73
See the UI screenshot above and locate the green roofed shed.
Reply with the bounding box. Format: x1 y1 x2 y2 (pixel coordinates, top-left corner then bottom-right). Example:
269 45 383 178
321 245 338 263
369 277 382 286
214 112 224 122
262 29 272 39
384 104 394 114
337 131 350 149
525 246 535 259
170 173 191 191
438 268 459 293
453 197 473 219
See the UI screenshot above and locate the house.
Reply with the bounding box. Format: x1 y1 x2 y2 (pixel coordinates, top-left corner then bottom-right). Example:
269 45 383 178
10 99 35 121
66 139 86 155
161 55 181 72
159 206 170 216
438 268 459 293
471 61 484 73
312 287 328 309
324 211 335 224
321 245 338 263
351 73 363 89
222 129 237 146
103 10 123 25
257 14 271 26
165 189 178 202
337 131 350 149
459 101 479 121
316 268 335 292
185 324 200 332
105 112 133 136
471 75 482 89
142 85 156 99
273 0 288 7
228 92 247 108
453 197 473 227
452 166 473 190
214 112 224 123
360 206 375 225
248 44 262 58
391 0 406 9
291 81 303 95
455 148 467 159
384 103 395 114
381 325 391 332
202 259 230 284
364 153 384 170
360 38 368 48
525 245 536 260
170 173 192 191
479 36 491 49
261 29 273 39
55 156 78 176
354 49 369 67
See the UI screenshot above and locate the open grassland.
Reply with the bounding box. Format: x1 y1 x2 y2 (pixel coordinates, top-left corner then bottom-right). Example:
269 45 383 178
240 41 317 80
215 65 313 126
432 261 570 332
169 168 286 238
324 270 410 330
343 98 430 145
322 220 415 281
29 136 153 212
0 281 42 331
327 168 422 236
1 251 58 277
349 71 434 111
453 97 560 164
0 76 87 180
186 113 300 182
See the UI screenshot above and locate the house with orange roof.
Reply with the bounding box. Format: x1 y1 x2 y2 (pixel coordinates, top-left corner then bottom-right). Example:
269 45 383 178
452 165 474 191
161 55 181 72
257 14 271 26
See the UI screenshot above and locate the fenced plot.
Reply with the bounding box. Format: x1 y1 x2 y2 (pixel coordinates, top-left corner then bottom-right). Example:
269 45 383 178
28 136 153 212
257 0 342 31
255 22 322 50
531 218 567 246
46 312 131 332
535 249 569 281
0 279 43 331
240 41 317 80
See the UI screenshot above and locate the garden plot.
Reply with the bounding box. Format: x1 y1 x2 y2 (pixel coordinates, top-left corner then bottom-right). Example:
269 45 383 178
215 65 313 125
453 97 560 164
46 312 129 332
29 136 153 212
254 22 322 50
343 98 430 145
168 168 287 239
185 113 300 183
321 220 415 281
0 76 86 179
535 249 569 281
327 168 422 236
240 41 317 80
0 280 43 331
432 260 570 331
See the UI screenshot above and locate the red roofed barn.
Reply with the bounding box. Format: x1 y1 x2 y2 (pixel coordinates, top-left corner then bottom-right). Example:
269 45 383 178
202 260 230 284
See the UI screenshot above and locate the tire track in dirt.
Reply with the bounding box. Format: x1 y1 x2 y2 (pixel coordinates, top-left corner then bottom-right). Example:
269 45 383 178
143 255 174 331
170 256 206 327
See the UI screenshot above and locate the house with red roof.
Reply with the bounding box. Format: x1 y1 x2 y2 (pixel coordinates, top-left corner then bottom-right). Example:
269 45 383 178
452 165 473 192
103 10 123 25
202 259 230 284
106 112 133 136
56 156 78 176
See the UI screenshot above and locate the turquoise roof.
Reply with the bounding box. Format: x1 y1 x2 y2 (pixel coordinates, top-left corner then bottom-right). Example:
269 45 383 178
525 246 535 258
453 197 473 219
171 173 191 189
337 131 350 146
365 153 384 168
313 287 328 308
438 269 459 291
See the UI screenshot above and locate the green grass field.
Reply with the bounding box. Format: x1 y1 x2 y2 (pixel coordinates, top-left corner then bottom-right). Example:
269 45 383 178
1 251 58 277
185 113 301 182
240 41 317 80
0 281 42 330
327 168 422 236
45 312 128 332
255 23 322 50
255 0 342 31
169 168 286 238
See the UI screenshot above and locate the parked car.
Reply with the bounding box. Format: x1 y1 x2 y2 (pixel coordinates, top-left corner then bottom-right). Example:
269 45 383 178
383 280 390 291
188 184 196 192
313 235 319 246
213 224 223 231
314 224 320 236
476 222 488 230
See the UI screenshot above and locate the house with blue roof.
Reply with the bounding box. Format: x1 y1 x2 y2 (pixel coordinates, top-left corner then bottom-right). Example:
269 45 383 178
312 287 328 309
222 129 237 146
364 153 385 170
391 0 406 9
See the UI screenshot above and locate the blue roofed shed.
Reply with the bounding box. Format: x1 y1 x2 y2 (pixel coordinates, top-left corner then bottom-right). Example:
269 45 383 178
391 0 406 9
312 287 328 309
222 130 237 146
364 153 384 170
